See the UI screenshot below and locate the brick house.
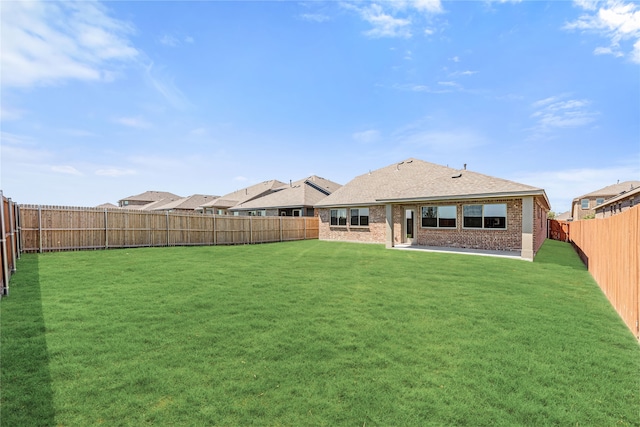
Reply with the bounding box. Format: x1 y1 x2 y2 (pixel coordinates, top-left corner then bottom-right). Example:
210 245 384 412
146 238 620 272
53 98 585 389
571 181 640 220
595 186 640 219
230 176 341 217
315 158 550 261
118 191 182 208
199 180 286 215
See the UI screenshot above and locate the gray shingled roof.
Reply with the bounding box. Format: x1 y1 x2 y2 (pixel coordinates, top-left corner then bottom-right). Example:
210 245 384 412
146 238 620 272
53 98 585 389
596 186 640 208
200 180 287 209
152 194 219 211
316 158 549 208
231 176 341 211
573 181 640 201
119 190 182 203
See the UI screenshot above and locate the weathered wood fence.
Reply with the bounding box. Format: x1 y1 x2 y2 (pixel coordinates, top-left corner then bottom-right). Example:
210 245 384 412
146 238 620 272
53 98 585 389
549 207 640 339
1 192 20 297
19 205 319 253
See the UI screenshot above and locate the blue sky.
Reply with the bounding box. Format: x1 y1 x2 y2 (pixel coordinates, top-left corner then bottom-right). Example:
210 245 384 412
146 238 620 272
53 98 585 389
1 0 639 213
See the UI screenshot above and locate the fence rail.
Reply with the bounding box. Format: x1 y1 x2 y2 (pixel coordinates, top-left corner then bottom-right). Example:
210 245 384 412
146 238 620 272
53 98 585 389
1 192 21 297
19 205 319 253
549 208 640 339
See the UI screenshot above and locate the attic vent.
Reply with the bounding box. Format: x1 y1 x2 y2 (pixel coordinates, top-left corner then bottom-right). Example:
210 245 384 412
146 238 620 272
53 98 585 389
452 173 462 179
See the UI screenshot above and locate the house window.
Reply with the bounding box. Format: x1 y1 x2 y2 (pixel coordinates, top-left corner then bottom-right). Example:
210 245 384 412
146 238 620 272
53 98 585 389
421 206 456 228
330 209 347 226
596 198 604 206
463 204 507 229
581 199 589 209
350 208 369 226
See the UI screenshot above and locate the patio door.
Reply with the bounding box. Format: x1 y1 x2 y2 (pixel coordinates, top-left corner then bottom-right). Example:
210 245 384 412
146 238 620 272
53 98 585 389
404 209 415 244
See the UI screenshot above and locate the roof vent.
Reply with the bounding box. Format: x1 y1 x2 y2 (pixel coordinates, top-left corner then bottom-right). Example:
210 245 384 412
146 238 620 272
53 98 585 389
452 173 462 179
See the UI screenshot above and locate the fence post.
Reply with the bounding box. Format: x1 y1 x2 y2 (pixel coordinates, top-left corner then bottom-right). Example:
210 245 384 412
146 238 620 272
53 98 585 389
38 205 43 254
8 198 16 271
15 204 21 259
280 216 283 242
250 216 253 244
1 192 9 296
104 209 109 249
304 217 307 240
213 214 217 246
166 211 170 247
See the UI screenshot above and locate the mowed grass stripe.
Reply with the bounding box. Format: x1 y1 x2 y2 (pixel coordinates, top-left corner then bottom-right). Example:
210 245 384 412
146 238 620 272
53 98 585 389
2 240 639 426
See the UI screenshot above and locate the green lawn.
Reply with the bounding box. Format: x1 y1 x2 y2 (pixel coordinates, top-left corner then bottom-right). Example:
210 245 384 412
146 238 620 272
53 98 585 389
2 240 639 426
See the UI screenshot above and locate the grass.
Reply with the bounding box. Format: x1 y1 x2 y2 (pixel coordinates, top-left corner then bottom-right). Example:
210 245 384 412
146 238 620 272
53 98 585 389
1 239 639 426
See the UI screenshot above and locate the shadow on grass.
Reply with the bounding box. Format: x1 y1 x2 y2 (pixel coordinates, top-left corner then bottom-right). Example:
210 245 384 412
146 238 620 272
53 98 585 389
534 239 588 270
1 254 56 426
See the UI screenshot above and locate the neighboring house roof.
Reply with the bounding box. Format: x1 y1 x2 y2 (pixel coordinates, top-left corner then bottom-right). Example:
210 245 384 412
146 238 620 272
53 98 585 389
127 198 180 211
153 194 219 211
96 203 119 209
316 158 549 209
119 191 182 204
595 186 640 209
572 181 640 201
200 180 287 209
231 176 342 211
555 211 572 220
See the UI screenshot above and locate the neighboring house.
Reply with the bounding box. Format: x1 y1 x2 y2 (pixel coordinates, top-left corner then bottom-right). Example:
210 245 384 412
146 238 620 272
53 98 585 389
315 158 550 261
118 191 182 208
595 186 640 219
230 176 341 217
571 181 640 220
149 194 219 213
199 180 286 215
96 202 119 209
554 211 572 221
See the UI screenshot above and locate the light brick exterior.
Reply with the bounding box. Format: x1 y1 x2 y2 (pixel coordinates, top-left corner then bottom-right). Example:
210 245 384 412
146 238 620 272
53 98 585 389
318 205 387 243
318 196 549 257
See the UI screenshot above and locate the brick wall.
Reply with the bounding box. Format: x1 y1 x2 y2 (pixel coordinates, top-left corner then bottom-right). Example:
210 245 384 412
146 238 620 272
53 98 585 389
319 198 539 253
411 199 523 251
318 205 387 243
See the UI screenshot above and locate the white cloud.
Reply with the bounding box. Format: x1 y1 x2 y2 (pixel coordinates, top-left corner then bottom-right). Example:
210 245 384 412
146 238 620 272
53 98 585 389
114 116 152 129
362 4 412 38
353 129 381 144
52 165 83 176
300 13 331 23
95 168 136 177
160 34 180 47
564 0 640 63
0 0 138 88
342 1 443 39
234 176 249 182
450 70 478 77
144 62 189 109
530 95 598 134
0 106 26 121
160 33 195 47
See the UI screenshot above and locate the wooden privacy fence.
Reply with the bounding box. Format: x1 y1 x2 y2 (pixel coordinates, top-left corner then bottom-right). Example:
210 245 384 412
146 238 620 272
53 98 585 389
19 205 319 253
1 192 21 297
550 207 640 339
548 218 570 242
